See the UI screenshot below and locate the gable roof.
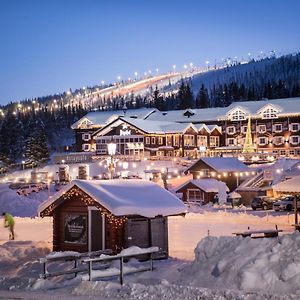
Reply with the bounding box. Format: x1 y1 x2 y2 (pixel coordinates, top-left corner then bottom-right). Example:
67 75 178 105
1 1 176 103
187 157 249 173
71 108 158 129
176 178 229 193
38 179 186 218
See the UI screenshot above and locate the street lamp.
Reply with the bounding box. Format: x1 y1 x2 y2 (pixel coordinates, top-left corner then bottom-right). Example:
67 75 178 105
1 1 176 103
22 160 25 170
107 140 117 179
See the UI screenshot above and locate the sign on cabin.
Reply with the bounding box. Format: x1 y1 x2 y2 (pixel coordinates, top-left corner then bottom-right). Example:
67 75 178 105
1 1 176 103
64 213 87 244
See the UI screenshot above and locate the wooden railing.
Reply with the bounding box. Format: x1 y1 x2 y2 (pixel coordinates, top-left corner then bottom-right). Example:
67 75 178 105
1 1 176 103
39 249 112 279
82 246 159 285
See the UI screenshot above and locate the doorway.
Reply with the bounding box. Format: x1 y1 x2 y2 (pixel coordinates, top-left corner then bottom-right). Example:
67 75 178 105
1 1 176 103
88 206 105 252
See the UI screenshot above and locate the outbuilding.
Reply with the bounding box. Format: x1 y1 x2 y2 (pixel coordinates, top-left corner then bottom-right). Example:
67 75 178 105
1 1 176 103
176 178 229 205
38 179 186 257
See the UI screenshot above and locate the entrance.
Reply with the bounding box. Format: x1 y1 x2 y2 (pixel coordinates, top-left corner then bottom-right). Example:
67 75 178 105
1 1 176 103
88 207 105 251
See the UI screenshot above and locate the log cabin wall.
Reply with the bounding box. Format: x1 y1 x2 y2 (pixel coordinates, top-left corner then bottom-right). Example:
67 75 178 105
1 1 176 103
52 186 126 253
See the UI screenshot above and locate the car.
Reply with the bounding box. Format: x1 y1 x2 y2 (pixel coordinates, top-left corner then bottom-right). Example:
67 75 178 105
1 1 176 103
251 196 278 210
17 184 40 196
273 195 300 212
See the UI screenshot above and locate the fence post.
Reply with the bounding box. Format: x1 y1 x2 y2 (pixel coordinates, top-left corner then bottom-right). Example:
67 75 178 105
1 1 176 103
43 261 47 279
150 253 153 271
74 259 78 278
88 261 93 281
119 257 124 285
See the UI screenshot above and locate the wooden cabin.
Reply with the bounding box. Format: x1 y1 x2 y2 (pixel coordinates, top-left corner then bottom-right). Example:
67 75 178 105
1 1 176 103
185 157 251 191
176 178 229 205
38 179 186 257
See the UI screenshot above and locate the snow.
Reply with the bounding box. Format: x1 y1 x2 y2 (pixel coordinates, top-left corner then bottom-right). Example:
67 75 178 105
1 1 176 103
273 175 300 193
38 179 187 218
176 178 229 193
187 157 249 173
71 108 157 129
0 208 298 298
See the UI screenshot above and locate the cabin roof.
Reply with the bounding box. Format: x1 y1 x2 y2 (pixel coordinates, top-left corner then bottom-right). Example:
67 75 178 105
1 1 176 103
38 179 186 218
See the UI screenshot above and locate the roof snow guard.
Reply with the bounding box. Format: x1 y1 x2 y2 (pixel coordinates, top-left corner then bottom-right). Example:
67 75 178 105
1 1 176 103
38 179 186 218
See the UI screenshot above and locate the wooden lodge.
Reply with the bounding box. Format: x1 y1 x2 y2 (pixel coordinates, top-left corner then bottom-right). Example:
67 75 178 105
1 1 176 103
185 157 251 191
38 179 186 257
176 178 229 205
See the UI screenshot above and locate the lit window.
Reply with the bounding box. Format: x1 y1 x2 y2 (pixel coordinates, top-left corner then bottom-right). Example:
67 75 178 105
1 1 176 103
197 135 207 147
184 135 195 146
227 138 235 146
145 137 150 144
210 136 219 147
158 137 163 145
187 189 203 203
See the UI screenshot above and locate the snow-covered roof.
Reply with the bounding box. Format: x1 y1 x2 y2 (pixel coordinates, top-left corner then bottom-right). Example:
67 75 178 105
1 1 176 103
176 178 229 193
187 157 249 173
272 176 300 193
38 179 186 218
71 108 158 129
146 97 300 123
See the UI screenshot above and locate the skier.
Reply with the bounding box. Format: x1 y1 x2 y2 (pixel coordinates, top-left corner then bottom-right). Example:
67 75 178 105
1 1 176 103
2 212 15 240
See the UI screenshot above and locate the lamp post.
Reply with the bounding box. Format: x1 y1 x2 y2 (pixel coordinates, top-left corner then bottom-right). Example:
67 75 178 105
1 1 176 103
107 140 117 179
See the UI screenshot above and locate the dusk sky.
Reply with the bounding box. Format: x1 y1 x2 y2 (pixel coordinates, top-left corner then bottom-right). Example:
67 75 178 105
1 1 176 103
0 0 299 105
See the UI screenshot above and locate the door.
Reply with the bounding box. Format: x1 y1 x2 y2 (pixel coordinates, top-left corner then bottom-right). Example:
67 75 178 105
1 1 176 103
88 207 105 252
150 217 168 258
126 218 150 248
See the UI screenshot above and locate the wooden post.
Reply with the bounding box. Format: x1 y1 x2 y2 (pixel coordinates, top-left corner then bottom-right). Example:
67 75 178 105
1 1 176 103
294 196 298 227
119 257 124 285
43 262 47 279
88 261 93 281
150 253 153 271
74 259 78 278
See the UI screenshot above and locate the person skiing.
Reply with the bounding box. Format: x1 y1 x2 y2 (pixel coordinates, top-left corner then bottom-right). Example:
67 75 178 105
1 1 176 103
2 212 15 240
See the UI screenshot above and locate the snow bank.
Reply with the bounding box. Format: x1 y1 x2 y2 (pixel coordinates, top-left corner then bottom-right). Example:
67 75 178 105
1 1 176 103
178 232 300 294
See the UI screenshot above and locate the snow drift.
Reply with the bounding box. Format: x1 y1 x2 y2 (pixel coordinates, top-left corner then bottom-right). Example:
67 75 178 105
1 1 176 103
179 232 300 294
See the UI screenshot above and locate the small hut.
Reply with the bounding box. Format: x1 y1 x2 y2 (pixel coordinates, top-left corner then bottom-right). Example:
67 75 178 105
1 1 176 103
176 178 229 205
38 179 186 257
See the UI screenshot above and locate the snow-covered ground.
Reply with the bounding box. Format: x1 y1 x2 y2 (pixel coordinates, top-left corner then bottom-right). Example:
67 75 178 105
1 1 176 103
0 208 298 299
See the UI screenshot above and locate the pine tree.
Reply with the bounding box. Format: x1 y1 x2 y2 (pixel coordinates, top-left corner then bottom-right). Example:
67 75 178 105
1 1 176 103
196 84 209 108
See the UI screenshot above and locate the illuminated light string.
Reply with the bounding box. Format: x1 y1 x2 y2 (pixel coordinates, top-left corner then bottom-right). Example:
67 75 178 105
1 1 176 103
41 187 127 229
196 171 256 179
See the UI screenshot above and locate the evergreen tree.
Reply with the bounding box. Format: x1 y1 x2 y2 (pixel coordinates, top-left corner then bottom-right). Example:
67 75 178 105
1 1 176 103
196 84 209 108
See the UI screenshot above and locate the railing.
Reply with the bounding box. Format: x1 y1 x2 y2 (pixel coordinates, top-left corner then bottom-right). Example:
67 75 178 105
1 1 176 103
82 246 159 285
39 249 112 279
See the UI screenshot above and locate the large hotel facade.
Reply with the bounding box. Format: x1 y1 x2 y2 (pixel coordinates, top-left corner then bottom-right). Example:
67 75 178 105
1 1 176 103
71 97 300 158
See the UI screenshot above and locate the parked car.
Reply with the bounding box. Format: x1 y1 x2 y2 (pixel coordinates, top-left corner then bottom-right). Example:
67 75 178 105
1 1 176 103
17 184 40 196
273 195 300 211
251 196 278 210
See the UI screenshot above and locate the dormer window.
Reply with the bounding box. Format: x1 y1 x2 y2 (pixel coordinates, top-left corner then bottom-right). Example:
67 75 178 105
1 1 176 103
261 107 278 119
80 119 93 129
227 107 247 121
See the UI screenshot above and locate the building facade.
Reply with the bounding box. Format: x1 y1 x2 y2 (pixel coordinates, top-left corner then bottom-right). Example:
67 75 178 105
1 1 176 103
71 97 300 158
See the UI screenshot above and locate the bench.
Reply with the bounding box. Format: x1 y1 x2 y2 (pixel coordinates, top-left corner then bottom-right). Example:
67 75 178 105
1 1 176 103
82 246 159 285
233 229 283 238
39 249 112 279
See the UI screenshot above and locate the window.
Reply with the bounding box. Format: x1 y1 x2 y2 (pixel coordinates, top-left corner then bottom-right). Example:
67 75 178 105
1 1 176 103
290 135 299 145
173 135 180 146
262 107 278 119
273 124 282 133
82 133 91 141
82 143 90 151
158 137 163 145
187 189 203 203
289 150 295 156
290 123 299 132
151 137 156 144
227 138 236 146
258 137 267 146
241 126 248 134
184 135 195 146
226 126 236 135
210 136 219 147
166 135 172 146
197 135 207 147
145 137 150 144
257 125 266 133
273 136 284 145
230 109 246 121
280 150 286 155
